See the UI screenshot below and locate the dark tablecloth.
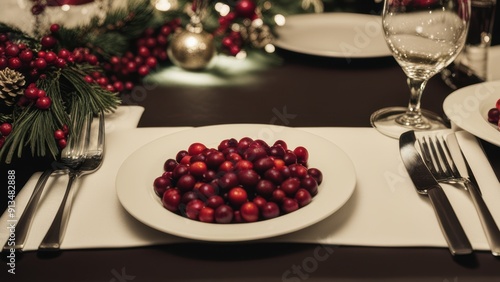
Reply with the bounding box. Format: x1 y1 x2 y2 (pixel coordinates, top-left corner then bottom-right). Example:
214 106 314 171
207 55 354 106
1 49 500 281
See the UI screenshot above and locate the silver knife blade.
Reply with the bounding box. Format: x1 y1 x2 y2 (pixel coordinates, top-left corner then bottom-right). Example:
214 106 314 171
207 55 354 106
399 130 472 255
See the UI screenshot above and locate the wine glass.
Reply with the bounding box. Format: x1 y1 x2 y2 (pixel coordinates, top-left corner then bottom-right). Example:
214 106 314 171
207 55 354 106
371 0 470 138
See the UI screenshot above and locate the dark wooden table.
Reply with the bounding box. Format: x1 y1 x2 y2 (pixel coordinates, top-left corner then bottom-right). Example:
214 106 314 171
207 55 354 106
2 48 500 281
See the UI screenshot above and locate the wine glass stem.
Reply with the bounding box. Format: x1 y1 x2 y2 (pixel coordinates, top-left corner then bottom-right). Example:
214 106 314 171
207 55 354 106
399 77 428 126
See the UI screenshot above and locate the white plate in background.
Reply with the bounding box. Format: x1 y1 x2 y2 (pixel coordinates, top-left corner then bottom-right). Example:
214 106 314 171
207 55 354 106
273 13 391 58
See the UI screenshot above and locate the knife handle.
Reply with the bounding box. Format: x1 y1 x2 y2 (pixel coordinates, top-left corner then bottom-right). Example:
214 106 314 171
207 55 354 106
427 186 473 255
464 180 500 256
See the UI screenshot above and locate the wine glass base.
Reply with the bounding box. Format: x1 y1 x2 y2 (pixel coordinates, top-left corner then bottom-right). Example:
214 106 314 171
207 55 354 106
370 107 448 138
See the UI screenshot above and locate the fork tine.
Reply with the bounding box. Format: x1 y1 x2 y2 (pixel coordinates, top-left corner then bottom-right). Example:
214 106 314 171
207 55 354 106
428 135 448 177
417 136 433 171
436 135 461 178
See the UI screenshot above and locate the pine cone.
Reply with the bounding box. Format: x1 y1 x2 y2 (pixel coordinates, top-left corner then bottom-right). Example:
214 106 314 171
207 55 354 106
0 67 26 106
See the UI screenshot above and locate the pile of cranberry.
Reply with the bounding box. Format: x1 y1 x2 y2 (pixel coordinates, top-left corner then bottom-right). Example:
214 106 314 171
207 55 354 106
487 98 500 129
153 137 323 224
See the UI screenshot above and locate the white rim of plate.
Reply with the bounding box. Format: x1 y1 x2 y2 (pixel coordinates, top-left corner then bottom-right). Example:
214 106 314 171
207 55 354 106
443 81 500 146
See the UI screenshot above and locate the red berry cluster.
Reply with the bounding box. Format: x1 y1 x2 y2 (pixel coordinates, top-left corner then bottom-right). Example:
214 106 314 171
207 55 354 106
153 137 323 224
487 98 500 129
0 26 72 81
90 19 181 93
0 123 13 149
53 125 69 149
19 83 51 110
216 0 257 56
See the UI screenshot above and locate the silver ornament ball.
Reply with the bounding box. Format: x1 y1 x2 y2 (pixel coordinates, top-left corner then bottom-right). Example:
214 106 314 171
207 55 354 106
167 27 216 71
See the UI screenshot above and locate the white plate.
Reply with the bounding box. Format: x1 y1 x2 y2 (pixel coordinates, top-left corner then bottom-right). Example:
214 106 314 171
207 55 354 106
273 13 391 58
116 124 356 242
443 81 500 146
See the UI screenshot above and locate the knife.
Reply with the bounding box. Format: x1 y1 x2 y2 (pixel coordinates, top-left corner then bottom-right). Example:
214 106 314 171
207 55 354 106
446 133 500 256
399 131 472 255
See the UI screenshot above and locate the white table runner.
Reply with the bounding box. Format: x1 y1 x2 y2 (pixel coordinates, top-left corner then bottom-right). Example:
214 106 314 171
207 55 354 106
2 124 499 251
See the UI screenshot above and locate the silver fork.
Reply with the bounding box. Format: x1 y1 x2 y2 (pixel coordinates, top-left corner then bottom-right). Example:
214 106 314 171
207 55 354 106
38 111 105 251
417 132 500 256
2 110 86 252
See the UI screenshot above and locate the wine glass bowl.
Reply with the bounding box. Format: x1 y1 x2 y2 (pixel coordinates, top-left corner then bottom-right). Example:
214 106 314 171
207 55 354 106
371 0 470 138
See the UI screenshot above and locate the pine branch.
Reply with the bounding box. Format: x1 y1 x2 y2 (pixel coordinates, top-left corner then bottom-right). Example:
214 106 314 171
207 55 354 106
0 23 40 49
61 65 121 114
55 0 162 58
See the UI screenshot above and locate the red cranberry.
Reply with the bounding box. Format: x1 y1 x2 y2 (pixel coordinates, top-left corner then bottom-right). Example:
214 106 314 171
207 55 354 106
301 175 318 196
206 195 224 209
44 51 57 63
237 169 260 188
289 164 308 178
5 44 20 57
244 146 267 161
57 138 67 149
269 145 286 158
295 188 312 207
163 158 178 172
237 137 253 153
240 202 259 222
273 140 288 150
253 157 274 173
271 189 286 203
280 177 300 197
8 57 22 69
35 96 51 109
189 161 207 178
197 183 216 199
198 207 215 223
54 129 65 140
307 168 323 185
162 189 181 212
235 160 253 171
264 168 284 184
41 35 57 48
228 187 247 207
37 89 46 97
281 198 299 213
0 57 7 69
293 146 309 165
172 164 189 179
34 58 47 69
205 151 225 169
19 50 33 62
154 176 172 197
180 191 198 204
261 202 280 219
188 142 207 156
252 196 267 210
283 152 297 165
185 199 204 220
55 58 67 68
176 174 196 192
218 160 234 172
255 179 276 198
0 123 12 136
217 172 238 191
214 205 233 223
50 24 60 33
